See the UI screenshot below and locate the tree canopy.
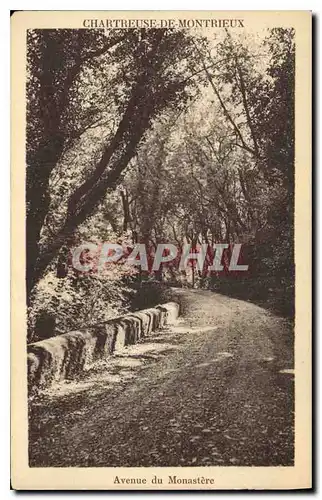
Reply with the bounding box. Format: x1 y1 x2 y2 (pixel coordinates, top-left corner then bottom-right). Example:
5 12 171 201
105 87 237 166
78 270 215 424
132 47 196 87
26 27 295 340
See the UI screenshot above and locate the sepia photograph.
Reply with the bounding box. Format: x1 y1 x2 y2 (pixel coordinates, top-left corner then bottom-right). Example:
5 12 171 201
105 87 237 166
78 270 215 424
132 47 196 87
11 10 311 490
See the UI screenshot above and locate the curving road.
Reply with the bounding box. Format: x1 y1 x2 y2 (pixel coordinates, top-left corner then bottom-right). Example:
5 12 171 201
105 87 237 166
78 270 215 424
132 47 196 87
29 289 294 467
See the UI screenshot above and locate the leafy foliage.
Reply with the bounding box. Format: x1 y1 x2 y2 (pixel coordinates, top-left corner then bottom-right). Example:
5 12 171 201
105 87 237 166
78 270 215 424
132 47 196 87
27 27 295 341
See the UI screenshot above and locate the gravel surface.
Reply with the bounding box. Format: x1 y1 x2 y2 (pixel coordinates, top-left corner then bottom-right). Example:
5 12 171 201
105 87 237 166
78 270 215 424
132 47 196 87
29 289 294 467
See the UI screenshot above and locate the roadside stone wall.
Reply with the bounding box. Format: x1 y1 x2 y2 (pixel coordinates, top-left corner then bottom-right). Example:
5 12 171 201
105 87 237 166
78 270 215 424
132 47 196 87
27 302 180 391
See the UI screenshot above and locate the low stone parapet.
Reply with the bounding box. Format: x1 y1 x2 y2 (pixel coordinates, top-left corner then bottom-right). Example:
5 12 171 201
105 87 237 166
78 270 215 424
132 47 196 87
27 302 180 391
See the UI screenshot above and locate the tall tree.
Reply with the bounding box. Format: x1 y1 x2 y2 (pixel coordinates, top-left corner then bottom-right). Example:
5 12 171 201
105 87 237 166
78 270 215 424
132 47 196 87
26 28 125 298
27 28 196 298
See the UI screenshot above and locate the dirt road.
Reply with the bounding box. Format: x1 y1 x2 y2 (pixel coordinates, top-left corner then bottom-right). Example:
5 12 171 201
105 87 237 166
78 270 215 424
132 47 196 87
29 289 294 466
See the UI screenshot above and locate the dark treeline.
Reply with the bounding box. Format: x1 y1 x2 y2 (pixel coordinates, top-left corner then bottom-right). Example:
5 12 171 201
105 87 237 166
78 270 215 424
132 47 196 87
26 27 294 341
